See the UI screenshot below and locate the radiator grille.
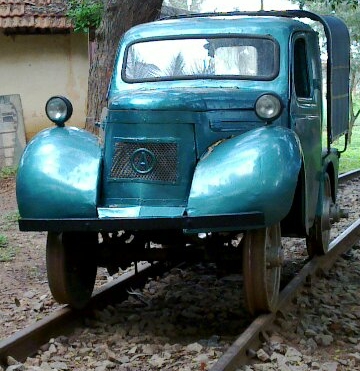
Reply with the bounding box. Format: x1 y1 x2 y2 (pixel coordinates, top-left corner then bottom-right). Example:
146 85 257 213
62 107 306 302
110 141 178 183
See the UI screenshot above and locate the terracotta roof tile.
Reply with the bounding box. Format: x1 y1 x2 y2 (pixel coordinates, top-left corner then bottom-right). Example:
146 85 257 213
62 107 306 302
0 0 72 30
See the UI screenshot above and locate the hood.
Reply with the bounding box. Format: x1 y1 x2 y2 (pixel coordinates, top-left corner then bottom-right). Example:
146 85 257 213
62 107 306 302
108 87 266 112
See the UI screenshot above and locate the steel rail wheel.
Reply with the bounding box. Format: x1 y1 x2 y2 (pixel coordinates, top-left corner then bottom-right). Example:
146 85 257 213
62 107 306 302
46 232 98 309
242 223 282 315
306 173 332 257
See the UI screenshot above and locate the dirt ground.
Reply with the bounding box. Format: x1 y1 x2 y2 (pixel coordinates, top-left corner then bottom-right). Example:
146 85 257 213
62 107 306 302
0 175 54 337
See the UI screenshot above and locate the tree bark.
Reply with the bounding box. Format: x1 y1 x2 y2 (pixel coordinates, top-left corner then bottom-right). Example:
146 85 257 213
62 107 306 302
86 0 163 132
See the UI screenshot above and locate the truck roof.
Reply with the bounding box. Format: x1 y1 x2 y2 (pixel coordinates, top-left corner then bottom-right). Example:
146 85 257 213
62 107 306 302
123 14 313 42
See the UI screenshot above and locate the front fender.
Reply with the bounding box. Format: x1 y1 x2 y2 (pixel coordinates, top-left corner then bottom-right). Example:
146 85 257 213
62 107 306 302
16 127 102 219
187 126 302 227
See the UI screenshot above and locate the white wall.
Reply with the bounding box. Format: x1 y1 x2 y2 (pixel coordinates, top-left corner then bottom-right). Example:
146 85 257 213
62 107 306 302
0 32 89 140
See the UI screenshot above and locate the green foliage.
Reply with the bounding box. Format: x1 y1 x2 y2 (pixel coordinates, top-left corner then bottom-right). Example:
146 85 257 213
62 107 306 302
0 229 18 262
67 0 104 33
337 124 360 173
0 246 17 262
297 1 360 41
322 96 360 173
297 0 358 10
0 234 16 262
0 234 8 248
5 211 20 223
0 166 17 180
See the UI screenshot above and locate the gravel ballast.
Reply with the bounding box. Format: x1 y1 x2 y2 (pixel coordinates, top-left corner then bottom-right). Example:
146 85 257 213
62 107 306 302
1 177 360 371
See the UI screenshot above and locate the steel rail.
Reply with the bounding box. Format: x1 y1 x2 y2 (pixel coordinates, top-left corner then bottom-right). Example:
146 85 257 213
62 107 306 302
0 261 168 366
339 169 360 183
210 218 360 371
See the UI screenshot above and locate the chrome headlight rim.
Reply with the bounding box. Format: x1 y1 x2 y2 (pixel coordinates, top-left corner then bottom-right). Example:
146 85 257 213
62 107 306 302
45 96 73 126
255 93 283 122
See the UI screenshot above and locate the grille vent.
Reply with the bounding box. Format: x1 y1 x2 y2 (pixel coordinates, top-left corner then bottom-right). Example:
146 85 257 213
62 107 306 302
110 141 178 183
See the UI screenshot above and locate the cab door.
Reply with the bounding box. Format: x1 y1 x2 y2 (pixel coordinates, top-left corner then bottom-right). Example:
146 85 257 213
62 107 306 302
290 31 323 231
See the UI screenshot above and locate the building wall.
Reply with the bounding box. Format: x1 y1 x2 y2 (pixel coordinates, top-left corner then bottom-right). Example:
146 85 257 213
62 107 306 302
0 32 89 140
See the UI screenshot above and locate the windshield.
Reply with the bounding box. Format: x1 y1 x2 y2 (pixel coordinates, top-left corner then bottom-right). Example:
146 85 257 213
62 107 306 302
123 36 279 82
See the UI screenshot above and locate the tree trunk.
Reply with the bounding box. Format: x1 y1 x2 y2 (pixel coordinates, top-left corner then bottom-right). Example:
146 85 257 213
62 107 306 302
86 0 163 133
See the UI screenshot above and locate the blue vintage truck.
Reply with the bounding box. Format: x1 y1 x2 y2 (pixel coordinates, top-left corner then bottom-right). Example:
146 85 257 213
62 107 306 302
16 10 350 313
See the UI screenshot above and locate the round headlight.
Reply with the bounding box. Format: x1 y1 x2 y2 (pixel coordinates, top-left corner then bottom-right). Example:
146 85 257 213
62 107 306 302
255 94 283 122
45 96 73 126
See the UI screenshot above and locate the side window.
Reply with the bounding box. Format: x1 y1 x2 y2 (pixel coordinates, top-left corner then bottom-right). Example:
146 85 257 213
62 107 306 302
294 38 311 98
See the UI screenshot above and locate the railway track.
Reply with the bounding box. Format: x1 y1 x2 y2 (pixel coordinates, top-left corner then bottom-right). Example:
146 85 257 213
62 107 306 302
1 170 359 370
209 169 360 370
210 215 360 370
0 261 170 366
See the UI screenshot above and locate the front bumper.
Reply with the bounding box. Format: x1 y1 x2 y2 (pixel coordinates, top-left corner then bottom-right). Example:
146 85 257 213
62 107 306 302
18 211 264 233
